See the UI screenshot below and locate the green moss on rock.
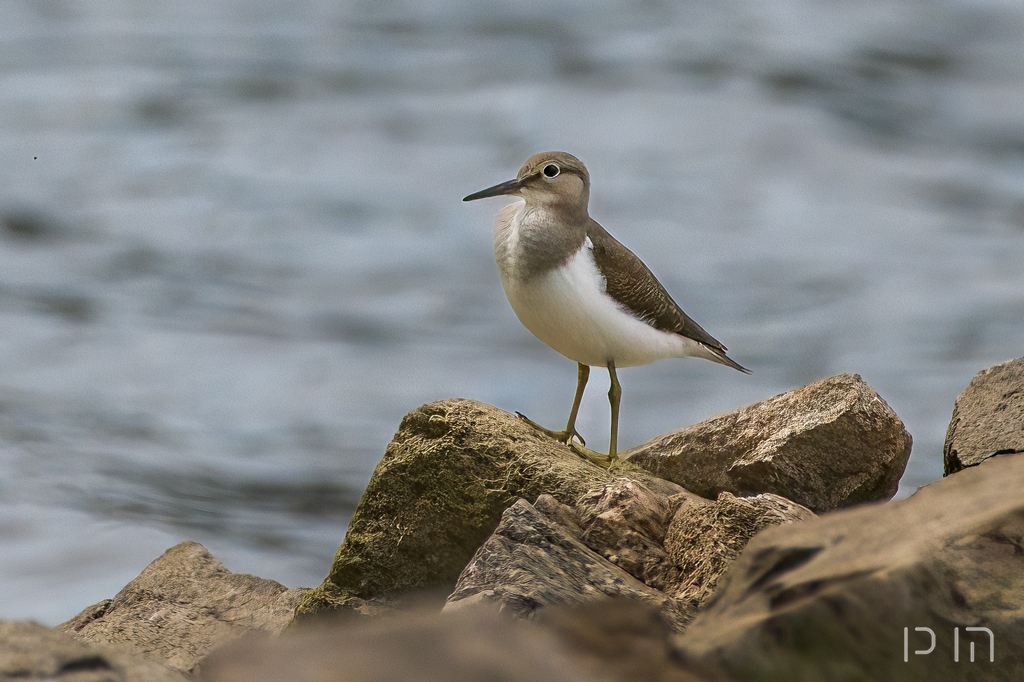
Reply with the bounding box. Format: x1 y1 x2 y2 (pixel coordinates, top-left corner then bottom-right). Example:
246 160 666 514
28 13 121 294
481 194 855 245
295 399 671 620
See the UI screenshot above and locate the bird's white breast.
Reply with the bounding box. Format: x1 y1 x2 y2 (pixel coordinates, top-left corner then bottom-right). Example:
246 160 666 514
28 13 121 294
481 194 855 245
493 201 704 368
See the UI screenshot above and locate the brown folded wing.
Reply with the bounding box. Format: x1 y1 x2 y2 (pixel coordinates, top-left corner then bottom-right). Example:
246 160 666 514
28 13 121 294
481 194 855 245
586 220 729 353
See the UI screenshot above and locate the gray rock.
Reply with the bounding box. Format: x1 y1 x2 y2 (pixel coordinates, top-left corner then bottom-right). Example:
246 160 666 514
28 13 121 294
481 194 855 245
944 357 1024 475
0 620 186 682
60 541 306 672
297 399 691 620
444 498 692 631
626 373 912 512
664 492 815 608
673 453 1024 681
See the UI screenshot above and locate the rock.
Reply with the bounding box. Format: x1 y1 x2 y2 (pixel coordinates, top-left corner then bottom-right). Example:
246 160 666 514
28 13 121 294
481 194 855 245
297 399 684 619
573 481 813 610
575 479 684 592
0 620 186 681
626 373 912 512
444 498 693 631
60 541 307 673
204 600 719 682
446 478 812 635
673 453 1024 681
203 606 592 682
535 492 586 535
537 600 726 682
62 600 113 633
944 357 1024 475
663 492 814 608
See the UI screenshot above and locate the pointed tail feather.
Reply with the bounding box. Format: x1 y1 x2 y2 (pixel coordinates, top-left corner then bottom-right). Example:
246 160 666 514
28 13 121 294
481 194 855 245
700 344 752 374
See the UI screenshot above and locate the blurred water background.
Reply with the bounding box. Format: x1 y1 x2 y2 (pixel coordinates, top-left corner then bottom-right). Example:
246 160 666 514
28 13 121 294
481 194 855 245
1 0 1022 624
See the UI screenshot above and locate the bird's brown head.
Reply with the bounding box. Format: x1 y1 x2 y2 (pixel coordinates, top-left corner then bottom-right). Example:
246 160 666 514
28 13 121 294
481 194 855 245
463 151 590 214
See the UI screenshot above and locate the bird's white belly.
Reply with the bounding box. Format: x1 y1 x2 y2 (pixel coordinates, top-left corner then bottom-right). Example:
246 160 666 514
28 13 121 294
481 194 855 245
500 246 703 368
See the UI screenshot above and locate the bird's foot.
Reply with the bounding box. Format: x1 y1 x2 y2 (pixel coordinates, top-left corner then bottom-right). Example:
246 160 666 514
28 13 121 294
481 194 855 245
515 412 586 447
569 442 617 469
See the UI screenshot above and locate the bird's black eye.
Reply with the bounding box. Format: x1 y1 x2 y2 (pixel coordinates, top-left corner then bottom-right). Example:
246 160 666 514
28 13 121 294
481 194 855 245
543 164 560 178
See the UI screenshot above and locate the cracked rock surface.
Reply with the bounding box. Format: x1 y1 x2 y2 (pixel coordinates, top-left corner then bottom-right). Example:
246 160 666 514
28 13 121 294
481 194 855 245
626 373 912 512
60 542 306 673
944 356 1024 475
0 620 186 682
445 479 812 632
673 453 1024 681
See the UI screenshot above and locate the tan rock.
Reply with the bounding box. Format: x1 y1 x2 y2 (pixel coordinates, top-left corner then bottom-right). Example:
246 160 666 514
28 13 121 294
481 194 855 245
574 479 685 591
203 606 591 682
572 481 813 611
538 600 726 682
444 498 692 631
534 492 586 535
673 453 1024 681
626 373 912 512
944 357 1024 475
0 620 186 682
204 601 720 682
59 541 306 672
444 477 811 637
664 492 814 608
297 399 686 620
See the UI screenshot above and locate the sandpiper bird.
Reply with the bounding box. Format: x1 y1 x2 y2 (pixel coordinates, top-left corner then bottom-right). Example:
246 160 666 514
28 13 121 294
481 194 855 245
464 152 749 465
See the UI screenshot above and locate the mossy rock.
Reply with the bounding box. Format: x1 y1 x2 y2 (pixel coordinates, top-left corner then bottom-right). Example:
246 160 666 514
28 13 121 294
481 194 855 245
295 399 677 620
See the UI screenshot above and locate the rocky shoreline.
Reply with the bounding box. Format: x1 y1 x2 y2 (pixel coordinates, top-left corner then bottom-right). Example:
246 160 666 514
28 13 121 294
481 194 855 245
3 360 1022 680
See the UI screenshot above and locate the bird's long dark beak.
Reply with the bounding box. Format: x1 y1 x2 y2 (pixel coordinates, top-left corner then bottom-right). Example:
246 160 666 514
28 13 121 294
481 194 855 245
463 178 522 202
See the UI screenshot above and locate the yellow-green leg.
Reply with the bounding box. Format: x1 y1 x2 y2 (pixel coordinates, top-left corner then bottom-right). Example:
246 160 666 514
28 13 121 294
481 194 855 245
517 362 590 446
569 360 620 468
607 360 620 461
